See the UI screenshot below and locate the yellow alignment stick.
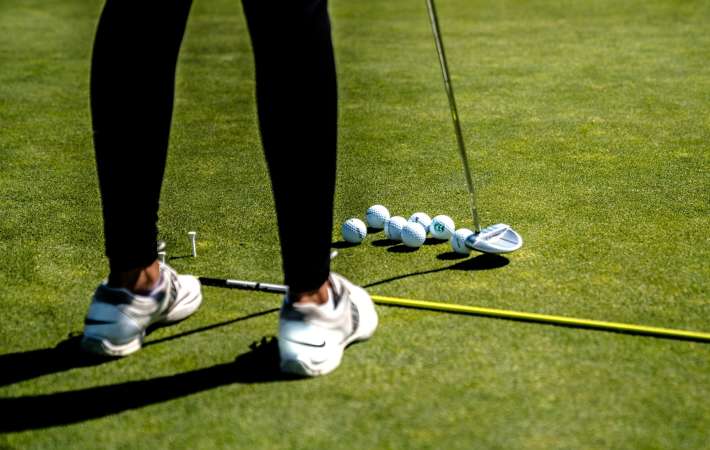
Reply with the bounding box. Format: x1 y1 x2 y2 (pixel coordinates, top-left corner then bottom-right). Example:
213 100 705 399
370 295 710 343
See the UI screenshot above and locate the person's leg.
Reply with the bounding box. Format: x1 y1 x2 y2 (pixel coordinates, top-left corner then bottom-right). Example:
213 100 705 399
92 0 193 291
243 0 378 376
242 0 337 301
82 0 201 357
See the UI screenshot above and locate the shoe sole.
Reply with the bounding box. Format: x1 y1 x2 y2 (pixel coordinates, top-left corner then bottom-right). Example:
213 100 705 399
80 334 144 357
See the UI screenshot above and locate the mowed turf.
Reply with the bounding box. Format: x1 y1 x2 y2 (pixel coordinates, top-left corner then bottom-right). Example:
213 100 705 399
1 0 708 448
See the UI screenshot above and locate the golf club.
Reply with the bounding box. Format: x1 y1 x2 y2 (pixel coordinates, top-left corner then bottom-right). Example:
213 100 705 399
198 274 710 343
425 0 523 254
198 251 338 294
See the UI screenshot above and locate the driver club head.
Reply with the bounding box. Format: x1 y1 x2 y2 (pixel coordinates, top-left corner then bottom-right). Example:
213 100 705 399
465 223 523 254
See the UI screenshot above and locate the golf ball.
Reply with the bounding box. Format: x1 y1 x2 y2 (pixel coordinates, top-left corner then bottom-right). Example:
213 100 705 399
408 212 432 234
430 215 456 240
366 204 390 229
384 216 407 241
450 228 474 254
401 222 427 248
342 218 367 244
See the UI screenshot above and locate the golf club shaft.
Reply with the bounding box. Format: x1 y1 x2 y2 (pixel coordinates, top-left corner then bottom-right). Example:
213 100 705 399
426 0 481 233
198 276 710 343
200 277 288 294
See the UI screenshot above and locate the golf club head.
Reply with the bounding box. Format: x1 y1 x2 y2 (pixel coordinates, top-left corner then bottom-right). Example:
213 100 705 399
465 223 523 254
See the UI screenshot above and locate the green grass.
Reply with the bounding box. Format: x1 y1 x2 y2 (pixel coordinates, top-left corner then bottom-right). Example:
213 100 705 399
1 0 709 448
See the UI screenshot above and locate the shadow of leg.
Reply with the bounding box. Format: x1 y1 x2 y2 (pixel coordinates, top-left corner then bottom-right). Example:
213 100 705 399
0 335 113 388
0 337 297 433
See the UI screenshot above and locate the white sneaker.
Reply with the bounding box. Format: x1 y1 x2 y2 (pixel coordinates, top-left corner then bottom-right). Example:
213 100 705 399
81 262 202 357
278 273 378 377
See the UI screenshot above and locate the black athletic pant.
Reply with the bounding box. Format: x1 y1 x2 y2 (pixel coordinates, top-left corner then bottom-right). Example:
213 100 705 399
91 0 337 293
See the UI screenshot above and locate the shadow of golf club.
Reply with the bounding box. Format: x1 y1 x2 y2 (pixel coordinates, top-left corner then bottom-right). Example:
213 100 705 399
364 253 508 289
0 337 293 433
0 309 278 389
168 254 193 260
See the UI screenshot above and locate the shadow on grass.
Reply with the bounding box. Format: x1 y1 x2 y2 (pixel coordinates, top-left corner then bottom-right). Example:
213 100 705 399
436 251 469 261
144 308 279 348
331 241 360 249
364 254 509 289
387 245 419 253
0 335 110 388
0 308 279 389
386 238 450 253
371 238 398 247
167 254 193 261
0 337 292 433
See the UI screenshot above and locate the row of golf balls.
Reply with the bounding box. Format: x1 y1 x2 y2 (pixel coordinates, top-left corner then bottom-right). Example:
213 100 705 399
341 205 475 254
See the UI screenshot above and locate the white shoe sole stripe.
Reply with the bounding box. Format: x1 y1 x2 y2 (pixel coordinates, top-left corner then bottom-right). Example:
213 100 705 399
163 291 202 323
80 334 143 357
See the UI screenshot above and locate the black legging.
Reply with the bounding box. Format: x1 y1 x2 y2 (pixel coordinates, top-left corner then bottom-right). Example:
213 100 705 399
91 0 337 293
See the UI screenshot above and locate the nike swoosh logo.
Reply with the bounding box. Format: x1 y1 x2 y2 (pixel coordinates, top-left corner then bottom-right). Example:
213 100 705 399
283 338 326 348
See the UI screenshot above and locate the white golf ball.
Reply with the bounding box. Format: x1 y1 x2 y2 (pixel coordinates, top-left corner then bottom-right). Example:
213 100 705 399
408 212 432 234
451 228 474 254
401 222 427 248
341 218 367 244
366 204 390 229
384 216 407 241
430 215 456 240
